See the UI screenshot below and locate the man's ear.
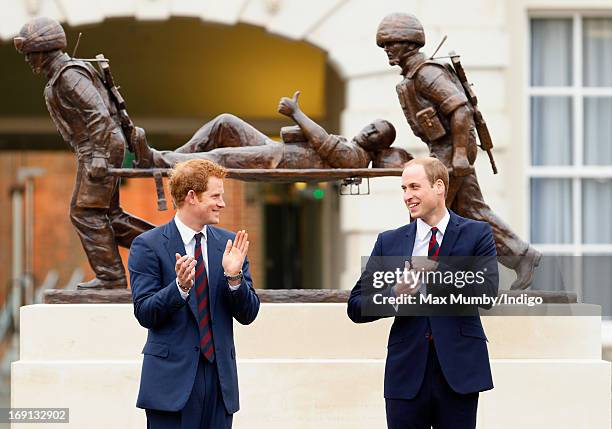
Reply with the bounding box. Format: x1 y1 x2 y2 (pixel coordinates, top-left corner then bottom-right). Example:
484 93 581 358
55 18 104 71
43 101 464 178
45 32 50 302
435 179 445 195
185 190 196 205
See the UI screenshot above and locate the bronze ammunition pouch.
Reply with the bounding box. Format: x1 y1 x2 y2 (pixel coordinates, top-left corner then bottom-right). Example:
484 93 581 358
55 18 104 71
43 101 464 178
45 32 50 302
416 107 446 141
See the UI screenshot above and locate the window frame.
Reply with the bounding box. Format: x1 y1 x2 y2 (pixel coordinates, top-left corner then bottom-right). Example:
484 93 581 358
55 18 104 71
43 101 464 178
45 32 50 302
527 11 612 257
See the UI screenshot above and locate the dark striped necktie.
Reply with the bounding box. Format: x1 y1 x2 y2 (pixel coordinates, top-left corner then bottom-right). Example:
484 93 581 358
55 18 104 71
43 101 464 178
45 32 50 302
194 232 215 362
428 227 441 261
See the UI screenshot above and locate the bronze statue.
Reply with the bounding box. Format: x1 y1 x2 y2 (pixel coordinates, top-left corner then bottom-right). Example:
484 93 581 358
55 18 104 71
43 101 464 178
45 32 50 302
132 91 412 170
15 17 154 289
376 13 541 289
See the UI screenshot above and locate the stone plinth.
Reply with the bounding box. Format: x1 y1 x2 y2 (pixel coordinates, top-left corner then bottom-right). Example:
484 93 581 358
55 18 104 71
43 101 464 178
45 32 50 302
11 302 610 428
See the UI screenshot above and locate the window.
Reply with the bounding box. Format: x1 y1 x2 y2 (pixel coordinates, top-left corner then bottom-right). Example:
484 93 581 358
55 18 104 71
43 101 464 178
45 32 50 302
528 14 612 314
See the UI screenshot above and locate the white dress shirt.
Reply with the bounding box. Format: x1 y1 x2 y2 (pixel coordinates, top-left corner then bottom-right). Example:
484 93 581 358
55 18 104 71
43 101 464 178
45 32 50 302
412 209 450 257
174 215 239 300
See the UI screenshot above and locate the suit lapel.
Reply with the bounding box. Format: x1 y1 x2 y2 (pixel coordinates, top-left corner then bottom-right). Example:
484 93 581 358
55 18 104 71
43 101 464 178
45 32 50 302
438 210 461 257
163 220 199 322
162 219 187 269
205 225 224 320
404 221 417 257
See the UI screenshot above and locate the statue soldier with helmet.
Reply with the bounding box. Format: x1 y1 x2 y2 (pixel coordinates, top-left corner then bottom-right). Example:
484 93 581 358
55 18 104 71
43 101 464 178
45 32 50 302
14 17 154 289
376 12 541 289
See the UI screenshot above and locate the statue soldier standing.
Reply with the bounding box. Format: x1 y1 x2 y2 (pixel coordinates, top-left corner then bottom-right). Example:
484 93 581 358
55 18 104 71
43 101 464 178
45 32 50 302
14 17 154 289
376 13 540 289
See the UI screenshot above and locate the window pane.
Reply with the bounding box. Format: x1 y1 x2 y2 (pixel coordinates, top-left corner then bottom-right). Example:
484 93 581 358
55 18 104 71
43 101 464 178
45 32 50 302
531 18 573 86
583 18 612 87
530 178 573 244
582 179 612 244
530 255 578 293
530 96 573 165
582 254 612 318
584 97 612 165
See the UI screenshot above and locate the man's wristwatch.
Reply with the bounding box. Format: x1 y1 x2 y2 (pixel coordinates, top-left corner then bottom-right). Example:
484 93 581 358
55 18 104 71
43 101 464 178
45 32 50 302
224 270 243 282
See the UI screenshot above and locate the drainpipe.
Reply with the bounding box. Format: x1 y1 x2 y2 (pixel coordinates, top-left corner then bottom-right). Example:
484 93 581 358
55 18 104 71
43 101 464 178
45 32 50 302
11 167 44 331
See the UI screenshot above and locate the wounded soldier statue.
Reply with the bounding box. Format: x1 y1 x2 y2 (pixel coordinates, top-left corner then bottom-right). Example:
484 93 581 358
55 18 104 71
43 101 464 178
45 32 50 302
131 91 412 170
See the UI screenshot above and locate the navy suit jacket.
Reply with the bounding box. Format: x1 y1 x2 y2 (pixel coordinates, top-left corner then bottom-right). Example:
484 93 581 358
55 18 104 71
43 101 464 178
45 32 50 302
128 219 260 414
347 210 498 399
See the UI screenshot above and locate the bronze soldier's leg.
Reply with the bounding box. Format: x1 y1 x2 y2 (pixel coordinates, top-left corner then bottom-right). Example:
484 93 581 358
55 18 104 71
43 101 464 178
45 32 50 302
107 184 155 248
445 175 464 207
153 142 284 169
70 205 126 286
451 173 527 255
451 172 541 289
176 113 272 153
133 114 282 168
150 150 218 168
69 170 127 289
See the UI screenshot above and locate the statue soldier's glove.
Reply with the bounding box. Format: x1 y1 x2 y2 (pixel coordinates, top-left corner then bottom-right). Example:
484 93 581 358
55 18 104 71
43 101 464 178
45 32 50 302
89 157 108 180
451 152 473 177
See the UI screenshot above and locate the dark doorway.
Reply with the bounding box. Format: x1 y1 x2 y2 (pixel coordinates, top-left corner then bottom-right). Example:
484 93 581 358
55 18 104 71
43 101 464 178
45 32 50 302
263 183 325 289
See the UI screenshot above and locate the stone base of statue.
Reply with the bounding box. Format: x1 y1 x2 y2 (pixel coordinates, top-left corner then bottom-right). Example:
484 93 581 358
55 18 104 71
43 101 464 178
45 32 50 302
10 292 611 428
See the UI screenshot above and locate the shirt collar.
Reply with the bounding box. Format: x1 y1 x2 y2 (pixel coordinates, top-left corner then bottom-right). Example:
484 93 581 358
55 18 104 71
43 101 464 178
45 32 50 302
174 215 207 246
415 209 450 241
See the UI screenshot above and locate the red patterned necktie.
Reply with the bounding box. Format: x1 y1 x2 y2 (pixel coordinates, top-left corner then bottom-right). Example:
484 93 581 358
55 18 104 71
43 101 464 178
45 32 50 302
428 227 440 260
194 232 215 362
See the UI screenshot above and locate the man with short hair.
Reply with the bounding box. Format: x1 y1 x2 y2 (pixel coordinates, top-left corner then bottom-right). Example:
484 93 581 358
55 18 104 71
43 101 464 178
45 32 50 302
129 159 259 428
348 157 499 429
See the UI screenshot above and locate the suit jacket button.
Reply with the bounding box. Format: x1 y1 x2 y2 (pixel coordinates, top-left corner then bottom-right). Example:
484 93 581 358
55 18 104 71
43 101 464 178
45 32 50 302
194 346 199 351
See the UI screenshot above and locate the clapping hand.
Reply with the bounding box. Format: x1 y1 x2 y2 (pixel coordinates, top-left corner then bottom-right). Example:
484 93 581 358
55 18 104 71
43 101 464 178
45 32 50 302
175 253 196 291
222 230 249 277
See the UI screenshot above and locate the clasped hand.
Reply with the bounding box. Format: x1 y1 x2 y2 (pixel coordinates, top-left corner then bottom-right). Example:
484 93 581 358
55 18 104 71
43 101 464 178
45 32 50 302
394 258 438 297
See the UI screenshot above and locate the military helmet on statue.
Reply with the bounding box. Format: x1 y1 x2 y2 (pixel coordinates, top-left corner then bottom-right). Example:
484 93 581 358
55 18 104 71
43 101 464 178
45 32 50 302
376 13 425 48
14 17 67 54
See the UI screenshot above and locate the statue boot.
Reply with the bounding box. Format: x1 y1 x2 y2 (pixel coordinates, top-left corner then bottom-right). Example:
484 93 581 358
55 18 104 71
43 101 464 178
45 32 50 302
77 276 127 290
503 246 542 290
